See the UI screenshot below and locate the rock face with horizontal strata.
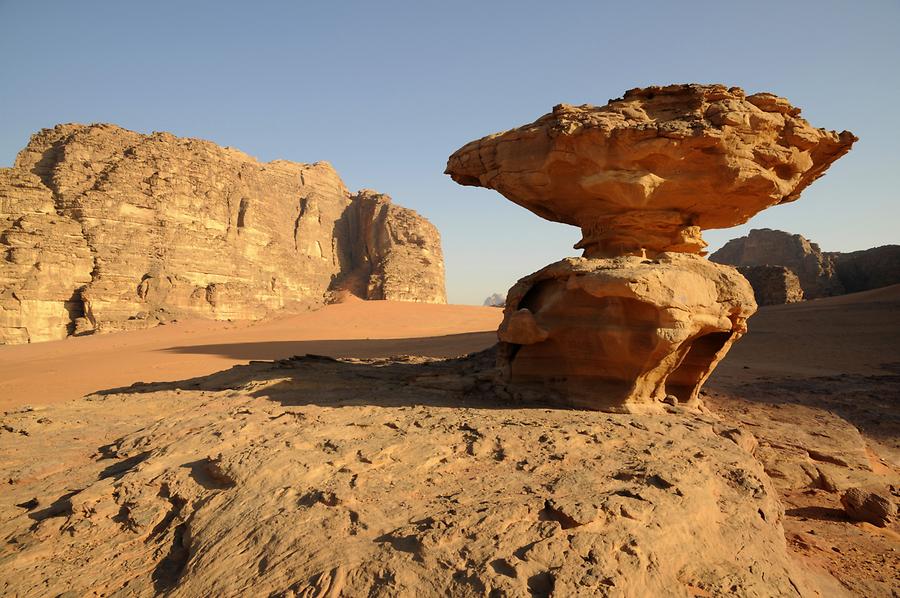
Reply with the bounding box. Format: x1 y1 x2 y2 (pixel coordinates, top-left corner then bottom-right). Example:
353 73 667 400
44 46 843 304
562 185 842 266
737 265 804 305
447 84 855 412
0 124 446 344
711 229 844 299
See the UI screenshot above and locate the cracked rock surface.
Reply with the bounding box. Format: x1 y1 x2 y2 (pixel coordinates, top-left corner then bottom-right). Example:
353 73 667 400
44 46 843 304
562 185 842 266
0 350 819 597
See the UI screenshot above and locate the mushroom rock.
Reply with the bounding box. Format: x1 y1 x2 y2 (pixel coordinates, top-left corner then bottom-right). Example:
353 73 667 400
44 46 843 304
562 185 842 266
446 84 856 412
446 84 856 259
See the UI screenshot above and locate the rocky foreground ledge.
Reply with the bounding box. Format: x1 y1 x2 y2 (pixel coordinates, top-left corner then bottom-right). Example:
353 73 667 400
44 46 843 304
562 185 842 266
1 350 834 597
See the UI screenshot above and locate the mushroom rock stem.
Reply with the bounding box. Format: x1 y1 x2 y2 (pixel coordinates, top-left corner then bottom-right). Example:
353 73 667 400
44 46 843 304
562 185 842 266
496 254 756 412
575 210 707 258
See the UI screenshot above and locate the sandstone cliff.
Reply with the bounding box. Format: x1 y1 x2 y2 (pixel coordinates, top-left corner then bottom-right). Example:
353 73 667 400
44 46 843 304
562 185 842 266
0 124 446 344
711 229 900 302
832 245 900 294
330 190 446 304
710 228 844 299
737 265 804 306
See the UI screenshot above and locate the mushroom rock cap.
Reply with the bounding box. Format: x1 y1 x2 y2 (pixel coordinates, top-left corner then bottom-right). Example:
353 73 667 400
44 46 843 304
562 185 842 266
445 84 857 258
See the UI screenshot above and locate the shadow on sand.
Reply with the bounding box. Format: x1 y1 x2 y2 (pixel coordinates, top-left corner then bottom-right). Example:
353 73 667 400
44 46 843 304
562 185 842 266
714 371 900 456
91 331 900 444
158 331 497 361
91 344 526 411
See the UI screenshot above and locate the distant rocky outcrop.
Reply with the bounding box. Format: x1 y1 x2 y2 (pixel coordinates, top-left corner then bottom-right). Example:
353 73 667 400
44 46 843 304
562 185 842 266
328 190 446 305
711 229 900 303
831 245 900 294
0 124 446 344
737 265 803 306
710 229 844 299
482 293 504 307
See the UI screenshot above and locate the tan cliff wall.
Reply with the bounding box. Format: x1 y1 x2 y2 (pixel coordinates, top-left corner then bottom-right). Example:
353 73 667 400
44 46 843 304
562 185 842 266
710 228 844 299
0 123 445 344
711 229 900 301
830 245 900 294
330 189 446 304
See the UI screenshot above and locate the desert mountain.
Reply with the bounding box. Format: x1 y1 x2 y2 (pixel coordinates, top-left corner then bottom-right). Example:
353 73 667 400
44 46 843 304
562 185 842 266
710 229 844 299
0 124 446 344
483 293 504 307
830 245 900 294
711 229 900 302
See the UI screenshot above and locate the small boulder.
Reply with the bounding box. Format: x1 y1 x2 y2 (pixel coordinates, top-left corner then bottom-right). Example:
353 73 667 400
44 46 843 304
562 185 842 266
840 487 896 527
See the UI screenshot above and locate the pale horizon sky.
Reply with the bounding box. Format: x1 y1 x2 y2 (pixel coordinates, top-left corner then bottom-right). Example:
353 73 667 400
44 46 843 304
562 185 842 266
2 1 898 304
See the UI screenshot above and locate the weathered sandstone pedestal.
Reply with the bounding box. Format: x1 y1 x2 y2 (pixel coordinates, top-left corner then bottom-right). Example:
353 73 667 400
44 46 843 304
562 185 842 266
446 84 855 412
497 254 755 411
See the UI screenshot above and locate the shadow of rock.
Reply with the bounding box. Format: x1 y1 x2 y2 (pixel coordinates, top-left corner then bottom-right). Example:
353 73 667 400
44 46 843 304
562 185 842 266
784 506 849 522
90 347 526 412
715 372 900 458
27 489 79 522
98 451 151 480
159 331 497 360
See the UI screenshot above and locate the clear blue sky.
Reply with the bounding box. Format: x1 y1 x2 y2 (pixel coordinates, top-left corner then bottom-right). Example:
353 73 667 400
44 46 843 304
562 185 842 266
2 1 897 304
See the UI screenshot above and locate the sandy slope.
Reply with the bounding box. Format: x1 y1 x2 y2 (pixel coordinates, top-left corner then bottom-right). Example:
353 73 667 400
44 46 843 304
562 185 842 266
715 283 900 379
0 300 503 410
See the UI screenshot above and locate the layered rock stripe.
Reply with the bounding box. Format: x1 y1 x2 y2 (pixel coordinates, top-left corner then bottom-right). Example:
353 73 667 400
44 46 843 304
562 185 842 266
0 124 446 344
